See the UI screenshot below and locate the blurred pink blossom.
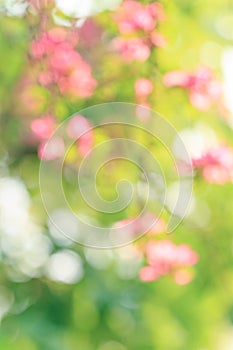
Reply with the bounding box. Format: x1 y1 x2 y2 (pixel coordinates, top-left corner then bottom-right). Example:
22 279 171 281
113 1 166 62
30 27 97 98
49 45 82 73
203 165 230 184
163 66 222 111
38 71 54 87
149 2 166 21
77 19 102 47
163 70 190 87
78 133 94 157
140 239 198 283
115 1 165 33
135 78 153 96
140 265 160 282
58 65 97 98
38 136 65 161
30 115 55 139
193 144 233 184
113 37 150 62
67 115 94 157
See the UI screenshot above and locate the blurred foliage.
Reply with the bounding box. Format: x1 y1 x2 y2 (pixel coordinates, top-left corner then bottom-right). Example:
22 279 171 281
0 1 233 349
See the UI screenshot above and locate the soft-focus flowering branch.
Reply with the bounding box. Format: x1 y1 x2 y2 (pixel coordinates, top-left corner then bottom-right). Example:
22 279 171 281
19 24 97 159
140 239 199 284
176 125 233 184
163 66 222 111
112 1 166 62
30 27 97 98
193 144 233 184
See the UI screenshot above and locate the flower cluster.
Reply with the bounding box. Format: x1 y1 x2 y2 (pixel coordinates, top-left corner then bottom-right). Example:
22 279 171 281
112 1 166 62
30 27 97 98
30 114 94 160
177 125 233 184
22 27 97 159
140 240 199 285
30 114 55 140
193 144 233 184
163 66 222 111
29 113 64 161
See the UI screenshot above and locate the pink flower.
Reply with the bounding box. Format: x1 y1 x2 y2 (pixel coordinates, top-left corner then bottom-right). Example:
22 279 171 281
30 33 56 58
117 20 137 35
78 133 94 157
189 91 212 111
149 2 166 21
163 66 222 111
49 45 82 73
47 27 68 43
121 0 142 14
30 40 46 59
116 1 145 34
29 28 96 99
115 1 165 33
67 115 91 139
174 244 199 266
113 1 166 61
38 71 54 86
163 71 190 88
77 19 102 47
146 240 177 267
133 8 156 32
67 115 94 157
38 136 65 161
30 115 55 139
66 65 97 98
135 78 153 96
140 239 199 283
139 266 160 282
113 37 150 62
193 144 233 184
30 28 77 59
203 165 231 184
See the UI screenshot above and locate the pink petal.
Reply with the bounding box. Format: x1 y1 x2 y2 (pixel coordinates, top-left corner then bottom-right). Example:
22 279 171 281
38 136 65 161
139 266 160 282
163 71 189 87
30 115 55 139
135 78 154 96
